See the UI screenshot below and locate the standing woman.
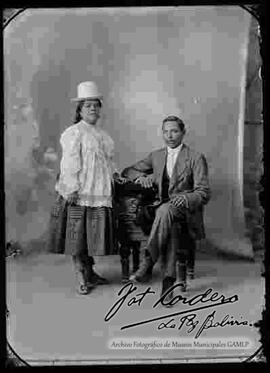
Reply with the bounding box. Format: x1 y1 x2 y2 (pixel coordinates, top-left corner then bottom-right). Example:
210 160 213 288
55 81 124 294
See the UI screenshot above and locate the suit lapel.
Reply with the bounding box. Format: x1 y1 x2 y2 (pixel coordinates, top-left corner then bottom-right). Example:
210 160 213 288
169 144 189 191
156 148 166 195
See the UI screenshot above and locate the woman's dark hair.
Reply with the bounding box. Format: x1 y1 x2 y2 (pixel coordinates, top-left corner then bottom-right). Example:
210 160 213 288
162 115 185 132
73 99 102 124
73 101 84 124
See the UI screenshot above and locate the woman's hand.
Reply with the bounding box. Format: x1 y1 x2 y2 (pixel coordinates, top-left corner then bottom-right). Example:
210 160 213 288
116 176 129 184
66 191 79 205
113 173 129 185
135 175 154 188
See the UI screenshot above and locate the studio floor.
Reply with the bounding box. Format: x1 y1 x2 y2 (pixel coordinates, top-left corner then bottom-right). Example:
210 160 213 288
6 251 265 366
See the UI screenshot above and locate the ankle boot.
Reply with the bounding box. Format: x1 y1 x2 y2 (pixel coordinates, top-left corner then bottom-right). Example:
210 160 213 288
86 257 109 285
72 258 90 295
76 274 89 294
121 257 130 283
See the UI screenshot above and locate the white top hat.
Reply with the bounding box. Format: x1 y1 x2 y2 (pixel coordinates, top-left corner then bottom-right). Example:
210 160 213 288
71 81 103 102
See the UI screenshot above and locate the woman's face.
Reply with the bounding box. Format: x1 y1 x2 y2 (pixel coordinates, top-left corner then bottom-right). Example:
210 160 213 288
80 99 101 125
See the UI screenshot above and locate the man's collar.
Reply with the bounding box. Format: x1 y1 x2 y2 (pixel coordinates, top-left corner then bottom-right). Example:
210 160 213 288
167 143 183 154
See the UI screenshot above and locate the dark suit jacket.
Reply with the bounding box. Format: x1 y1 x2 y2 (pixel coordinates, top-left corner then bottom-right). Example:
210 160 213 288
122 143 211 240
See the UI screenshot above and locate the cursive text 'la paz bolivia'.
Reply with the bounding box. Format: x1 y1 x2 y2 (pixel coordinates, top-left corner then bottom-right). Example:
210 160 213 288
104 283 238 323
157 310 252 338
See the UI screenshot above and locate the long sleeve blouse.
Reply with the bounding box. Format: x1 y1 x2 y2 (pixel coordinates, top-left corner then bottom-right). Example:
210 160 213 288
55 120 118 207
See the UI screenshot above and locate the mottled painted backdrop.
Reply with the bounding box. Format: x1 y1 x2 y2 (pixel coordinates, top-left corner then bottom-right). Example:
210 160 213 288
4 6 253 257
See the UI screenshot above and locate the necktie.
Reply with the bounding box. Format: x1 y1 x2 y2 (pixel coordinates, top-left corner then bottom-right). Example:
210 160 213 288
167 152 174 178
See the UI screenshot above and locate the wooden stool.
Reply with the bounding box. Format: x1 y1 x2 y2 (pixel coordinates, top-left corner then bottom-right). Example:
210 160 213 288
114 183 156 283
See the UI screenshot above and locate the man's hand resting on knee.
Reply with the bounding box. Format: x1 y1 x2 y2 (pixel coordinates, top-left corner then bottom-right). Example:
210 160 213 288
170 195 188 209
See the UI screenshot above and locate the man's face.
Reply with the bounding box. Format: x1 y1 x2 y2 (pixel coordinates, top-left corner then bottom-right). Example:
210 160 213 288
80 99 101 124
162 120 185 148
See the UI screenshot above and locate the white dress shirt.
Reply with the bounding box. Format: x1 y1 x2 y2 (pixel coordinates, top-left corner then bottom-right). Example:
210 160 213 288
166 143 183 178
55 120 118 207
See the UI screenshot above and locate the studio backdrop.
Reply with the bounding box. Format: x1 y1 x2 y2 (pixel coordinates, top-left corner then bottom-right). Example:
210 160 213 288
4 6 253 258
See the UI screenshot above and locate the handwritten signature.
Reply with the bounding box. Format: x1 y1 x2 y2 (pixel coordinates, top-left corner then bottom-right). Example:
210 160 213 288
104 283 252 337
157 311 252 338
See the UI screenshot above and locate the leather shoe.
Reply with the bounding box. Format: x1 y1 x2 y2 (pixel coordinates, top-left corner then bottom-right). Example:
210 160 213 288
179 282 187 292
129 256 153 283
90 271 109 285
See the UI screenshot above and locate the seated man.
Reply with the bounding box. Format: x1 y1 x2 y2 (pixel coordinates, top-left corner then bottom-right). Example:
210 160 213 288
122 115 211 298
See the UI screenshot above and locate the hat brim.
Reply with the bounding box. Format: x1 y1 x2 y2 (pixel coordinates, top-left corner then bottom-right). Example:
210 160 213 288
71 95 103 102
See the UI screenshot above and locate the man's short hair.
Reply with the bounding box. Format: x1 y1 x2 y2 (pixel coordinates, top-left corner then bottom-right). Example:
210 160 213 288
162 115 185 132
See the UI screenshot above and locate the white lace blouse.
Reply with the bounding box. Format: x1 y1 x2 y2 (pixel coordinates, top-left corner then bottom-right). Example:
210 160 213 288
55 120 118 207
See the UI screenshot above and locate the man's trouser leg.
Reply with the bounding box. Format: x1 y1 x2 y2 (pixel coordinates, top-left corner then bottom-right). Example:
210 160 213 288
131 202 186 282
162 222 182 280
147 202 186 264
160 216 189 301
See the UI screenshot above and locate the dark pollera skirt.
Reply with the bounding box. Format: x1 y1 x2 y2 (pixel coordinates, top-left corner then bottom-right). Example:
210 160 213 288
47 194 68 254
47 194 118 256
65 204 117 256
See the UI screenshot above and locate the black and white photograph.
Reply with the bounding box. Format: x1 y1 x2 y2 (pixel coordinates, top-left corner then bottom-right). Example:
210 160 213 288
4 5 265 366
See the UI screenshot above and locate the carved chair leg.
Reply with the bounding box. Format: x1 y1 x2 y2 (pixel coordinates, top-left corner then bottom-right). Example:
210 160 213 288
120 245 131 283
121 258 130 283
187 239 196 280
132 242 140 273
176 260 187 292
